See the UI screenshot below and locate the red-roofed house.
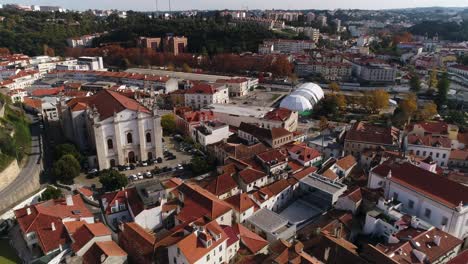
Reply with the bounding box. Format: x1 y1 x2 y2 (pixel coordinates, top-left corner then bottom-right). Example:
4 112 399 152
221 225 241 261
344 121 400 157
287 143 322 166
118 222 155 264
256 149 289 175
31 86 64 97
261 107 298 132
174 107 215 135
176 183 233 226
60 89 163 169
250 179 293 211
14 194 94 256
167 219 230 264
406 134 451 167
82 241 127 264
232 223 269 255
216 77 252 97
335 187 362 214
369 161 468 240
408 120 459 140
203 172 240 200
225 193 256 223
71 222 112 256
184 83 229 109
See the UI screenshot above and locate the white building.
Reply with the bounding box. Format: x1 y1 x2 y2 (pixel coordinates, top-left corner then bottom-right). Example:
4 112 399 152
192 121 230 148
260 39 315 54
215 77 258 97
60 89 163 169
280 83 324 112
368 161 468 240
77 56 105 71
406 135 451 167
185 83 229 109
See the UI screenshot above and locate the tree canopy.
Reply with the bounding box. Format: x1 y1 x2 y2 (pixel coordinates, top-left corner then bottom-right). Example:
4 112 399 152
99 169 128 192
161 114 176 135
40 186 63 201
53 154 81 184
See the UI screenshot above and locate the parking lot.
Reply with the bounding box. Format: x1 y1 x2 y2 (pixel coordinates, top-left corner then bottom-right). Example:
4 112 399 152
74 136 195 188
230 90 288 107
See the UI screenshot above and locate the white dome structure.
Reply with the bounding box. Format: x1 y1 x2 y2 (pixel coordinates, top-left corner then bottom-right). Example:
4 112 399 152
280 83 324 112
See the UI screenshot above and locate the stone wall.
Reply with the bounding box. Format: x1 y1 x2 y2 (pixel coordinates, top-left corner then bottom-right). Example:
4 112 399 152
0 160 20 192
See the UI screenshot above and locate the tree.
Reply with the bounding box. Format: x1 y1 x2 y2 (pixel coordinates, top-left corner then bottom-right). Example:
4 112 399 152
368 89 390 113
409 73 421 92
445 110 466 127
436 72 450 108
182 63 192 73
53 154 81 184
0 48 10 56
335 93 347 110
418 102 438 120
55 143 81 162
99 169 128 192
429 68 438 89
190 156 211 176
400 93 418 118
319 116 329 131
161 114 176 135
329 82 341 93
40 186 63 201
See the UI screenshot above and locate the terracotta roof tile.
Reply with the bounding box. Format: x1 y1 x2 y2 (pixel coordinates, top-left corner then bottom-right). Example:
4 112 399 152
450 149 468 161
83 241 127 264
335 155 357 171
263 108 294 122
238 168 267 184
72 223 111 253
204 173 238 196
372 161 468 209
346 121 399 146
225 193 255 213
408 135 451 148
292 166 318 181
232 223 268 254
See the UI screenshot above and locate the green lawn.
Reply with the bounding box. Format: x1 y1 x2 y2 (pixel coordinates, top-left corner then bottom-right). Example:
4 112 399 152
0 238 20 264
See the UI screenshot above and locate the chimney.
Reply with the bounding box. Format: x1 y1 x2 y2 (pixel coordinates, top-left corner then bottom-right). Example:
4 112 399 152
65 194 74 206
433 235 441 246
125 191 128 198
51 222 56 231
26 207 31 215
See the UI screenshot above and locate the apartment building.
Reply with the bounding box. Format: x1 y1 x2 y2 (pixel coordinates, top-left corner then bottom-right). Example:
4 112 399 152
184 83 229 109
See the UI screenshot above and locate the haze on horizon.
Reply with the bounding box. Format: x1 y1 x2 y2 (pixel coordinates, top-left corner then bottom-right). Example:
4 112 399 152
6 0 468 11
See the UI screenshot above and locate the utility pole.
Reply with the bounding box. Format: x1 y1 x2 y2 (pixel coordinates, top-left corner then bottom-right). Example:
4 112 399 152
155 0 159 17
168 0 172 13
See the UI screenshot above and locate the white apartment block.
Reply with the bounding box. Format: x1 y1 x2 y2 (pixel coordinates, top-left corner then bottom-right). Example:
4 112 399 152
185 84 229 110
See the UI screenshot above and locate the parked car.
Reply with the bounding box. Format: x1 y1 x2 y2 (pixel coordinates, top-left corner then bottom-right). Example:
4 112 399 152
137 172 143 180
129 174 137 181
87 168 98 175
145 172 153 178
156 157 163 163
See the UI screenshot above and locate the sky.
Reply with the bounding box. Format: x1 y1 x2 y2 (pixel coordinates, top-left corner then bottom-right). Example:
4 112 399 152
3 0 468 11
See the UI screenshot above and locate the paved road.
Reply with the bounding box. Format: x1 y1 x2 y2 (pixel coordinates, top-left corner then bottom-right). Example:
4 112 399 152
0 114 43 212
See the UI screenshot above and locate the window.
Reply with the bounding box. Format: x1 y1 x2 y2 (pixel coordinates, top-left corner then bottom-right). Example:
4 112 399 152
416 150 420 155
177 248 180 255
393 192 399 201
173 257 176 264
441 217 448 226
424 208 432 219
423 151 426 156
107 139 113 150
219 245 223 252
127 132 133 144
436 153 439 158
442 153 446 158
206 255 210 261
146 132 152 143
219 257 222 262
408 200 414 209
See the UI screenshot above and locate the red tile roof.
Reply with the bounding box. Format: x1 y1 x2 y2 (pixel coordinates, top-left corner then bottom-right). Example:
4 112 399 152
14 195 93 253
292 166 318 180
372 161 468 209
335 155 357 171
287 161 304 173
321 169 339 180
263 108 294 122
177 183 232 223
256 149 288 164
63 221 86 235
340 187 362 203
407 135 451 148
72 223 111 253
411 121 449 135
238 168 267 184
118 222 155 264
176 220 227 263
288 144 321 162
66 89 150 120
225 193 256 213
346 121 399 146
204 173 238 196
221 225 240 247
31 86 64 97
232 223 268 254
374 228 462 263
447 250 468 264
23 97 42 110
450 149 468 161
185 83 223 94
83 241 127 264
78 187 94 197
100 187 144 216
